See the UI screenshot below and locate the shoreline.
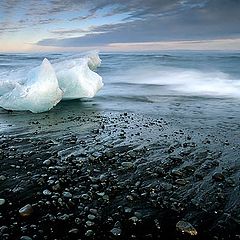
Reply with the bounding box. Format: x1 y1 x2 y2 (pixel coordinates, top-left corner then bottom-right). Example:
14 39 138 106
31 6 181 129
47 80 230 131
0 103 239 239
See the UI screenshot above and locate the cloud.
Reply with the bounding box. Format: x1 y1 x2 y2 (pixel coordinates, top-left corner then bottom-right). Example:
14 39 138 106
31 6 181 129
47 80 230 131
107 38 240 51
35 0 240 48
1 0 240 50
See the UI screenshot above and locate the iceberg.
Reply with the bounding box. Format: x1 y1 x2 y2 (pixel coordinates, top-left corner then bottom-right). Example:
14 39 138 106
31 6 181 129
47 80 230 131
0 52 103 113
0 58 63 113
54 52 103 100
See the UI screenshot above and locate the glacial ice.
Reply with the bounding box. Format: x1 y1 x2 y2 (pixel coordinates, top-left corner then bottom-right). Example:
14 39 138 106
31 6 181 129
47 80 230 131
0 58 63 113
0 52 103 113
54 53 103 100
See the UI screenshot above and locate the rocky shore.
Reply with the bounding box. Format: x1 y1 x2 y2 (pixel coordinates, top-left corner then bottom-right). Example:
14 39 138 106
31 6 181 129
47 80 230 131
0 105 240 239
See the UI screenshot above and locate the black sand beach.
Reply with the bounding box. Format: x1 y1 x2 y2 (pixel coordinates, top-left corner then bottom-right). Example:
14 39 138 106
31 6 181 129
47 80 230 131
1 98 240 240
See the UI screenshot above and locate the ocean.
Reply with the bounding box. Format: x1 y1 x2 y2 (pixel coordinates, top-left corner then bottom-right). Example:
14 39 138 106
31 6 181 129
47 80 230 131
1 51 240 113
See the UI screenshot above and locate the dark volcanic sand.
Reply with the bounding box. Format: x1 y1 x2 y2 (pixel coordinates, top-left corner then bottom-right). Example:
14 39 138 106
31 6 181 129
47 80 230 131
0 100 240 240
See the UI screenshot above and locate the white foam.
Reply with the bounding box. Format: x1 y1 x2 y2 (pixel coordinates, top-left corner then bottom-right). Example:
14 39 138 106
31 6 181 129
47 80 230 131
0 59 63 113
113 65 240 97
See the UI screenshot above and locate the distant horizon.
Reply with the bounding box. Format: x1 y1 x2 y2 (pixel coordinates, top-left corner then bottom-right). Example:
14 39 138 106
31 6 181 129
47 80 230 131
1 38 240 54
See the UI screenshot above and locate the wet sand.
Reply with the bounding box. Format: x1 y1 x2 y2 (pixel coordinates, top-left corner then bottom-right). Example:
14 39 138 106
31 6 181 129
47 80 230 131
0 100 240 240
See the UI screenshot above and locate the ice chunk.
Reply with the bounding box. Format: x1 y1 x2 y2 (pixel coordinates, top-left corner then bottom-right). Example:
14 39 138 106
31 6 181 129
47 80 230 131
54 53 103 100
0 80 17 96
0 58 63 113
86 51 102 70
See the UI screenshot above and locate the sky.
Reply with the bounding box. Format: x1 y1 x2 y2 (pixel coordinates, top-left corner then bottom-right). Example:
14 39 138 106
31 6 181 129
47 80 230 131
0 0 240 52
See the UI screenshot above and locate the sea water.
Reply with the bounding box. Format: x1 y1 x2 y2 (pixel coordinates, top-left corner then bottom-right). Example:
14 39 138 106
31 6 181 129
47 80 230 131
0 51 240 115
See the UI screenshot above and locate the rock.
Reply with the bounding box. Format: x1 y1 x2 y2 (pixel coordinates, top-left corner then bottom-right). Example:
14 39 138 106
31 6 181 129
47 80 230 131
58 214 70 221
121 162 134 169
0 175 6 181
176 221 197 236
88 214 96 220
171 169 183 178
0 198 5 206
89 209 98 215
99 174 108 182
81 194 89 200
129 216 139 224
175 179 189 186
68 228 79 234
63 191 72 198
124 207 132 213
0 226 8 234
43 189 52 196
86 221 94 227
102 194 109 201
43 159 51 166
85 230 94 237
20 236 33 240
19 204 33 217
52 183 61 191
212 172 225 182
110 227 122 236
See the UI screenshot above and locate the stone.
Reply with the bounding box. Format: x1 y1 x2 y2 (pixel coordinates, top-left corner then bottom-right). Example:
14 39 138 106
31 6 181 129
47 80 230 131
86 221 94 227
212 172 225 182
171 169 183 177
0 175 6 181
20 236 33 240
19 204 33 217
85 230 94 237
175 179 188 186
88 214 96 220
121 162 134 169
0 198 5 206
43 159 51 166
110 227 122 236
43 189 52 196
68 228 79 234
62 191 72 198
176 221 197 236
89 209 98 215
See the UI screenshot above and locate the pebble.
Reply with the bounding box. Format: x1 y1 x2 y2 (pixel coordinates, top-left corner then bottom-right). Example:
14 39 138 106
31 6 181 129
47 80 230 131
0 175 6 181
86 220 94 227
124 207 132 213
89 208 98 215
212 172 225 182
19 204 33 217
129 216 139 224
68 228 79 234
62 191 72 198
85 230 94 237
52 183 61 191
175 179 188 186
20 236 33 240
176 220 197 236
171 169 183 178
43 159 51 166
0 226 8 233
88 214 96 220
110 227 122 236
121 162 134 169
0 198 6 206
43 189 52 196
